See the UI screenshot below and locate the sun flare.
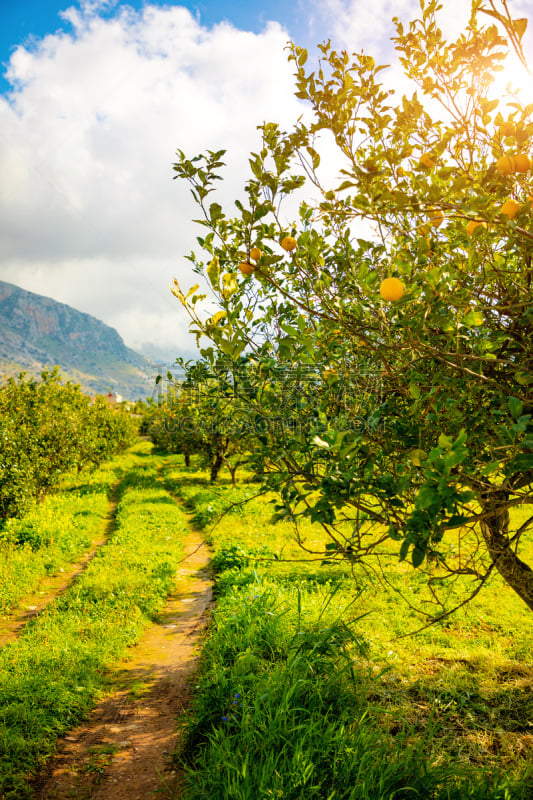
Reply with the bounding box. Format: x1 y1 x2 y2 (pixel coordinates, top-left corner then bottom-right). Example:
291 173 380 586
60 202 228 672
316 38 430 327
488 50 533 108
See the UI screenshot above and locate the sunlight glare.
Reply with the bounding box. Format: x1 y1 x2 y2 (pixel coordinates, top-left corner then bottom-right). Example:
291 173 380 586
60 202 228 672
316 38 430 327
488 49 533 111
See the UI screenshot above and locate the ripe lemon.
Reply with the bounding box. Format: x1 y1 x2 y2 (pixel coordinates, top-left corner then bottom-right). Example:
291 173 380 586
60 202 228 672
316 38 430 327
429 209 444 227
501 199 521 219
466 220 486 236
238 261 255 275
249 247 262 261
496 155 515 176
419 153 435 169
281 236 297 252
513 153 531 173
380 277 404 302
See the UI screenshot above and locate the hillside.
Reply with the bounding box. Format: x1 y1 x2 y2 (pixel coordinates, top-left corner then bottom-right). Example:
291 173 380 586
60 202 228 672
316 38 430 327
0 280 156 399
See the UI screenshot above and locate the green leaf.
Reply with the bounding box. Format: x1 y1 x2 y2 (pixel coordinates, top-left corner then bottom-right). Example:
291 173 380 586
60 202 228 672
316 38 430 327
481 461 501 476
209 202 223 222
411 547 425 568
508 396 523 420
336 180 356 192
399 538 411 562
515 372 533 386
211 311 226 325
409 381 421 399
462 309 484 327
186 283 200 299
509 453 533 472
206 257 220 289
438 433 453 450
415 486 439 510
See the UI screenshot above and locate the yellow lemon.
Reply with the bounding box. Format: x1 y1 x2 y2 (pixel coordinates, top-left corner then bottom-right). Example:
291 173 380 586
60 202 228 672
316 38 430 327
249 247 262 261
429 209 445 227
501 199 521 219
238 261 255 275
281 236 297 252
380 277 405 302
496 155 515 176
513 153 531 173
419 153 435 169
466 220 486 236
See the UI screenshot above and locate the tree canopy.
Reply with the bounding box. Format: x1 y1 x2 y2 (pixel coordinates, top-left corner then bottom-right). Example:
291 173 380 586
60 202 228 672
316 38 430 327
171 0 533 619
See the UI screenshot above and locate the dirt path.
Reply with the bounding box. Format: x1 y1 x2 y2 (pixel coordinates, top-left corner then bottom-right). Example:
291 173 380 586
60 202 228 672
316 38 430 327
0 485 120 648
33 527 212 800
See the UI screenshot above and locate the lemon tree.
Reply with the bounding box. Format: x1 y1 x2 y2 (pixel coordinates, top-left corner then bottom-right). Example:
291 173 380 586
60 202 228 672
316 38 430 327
172 1 533 617
148 358 254 484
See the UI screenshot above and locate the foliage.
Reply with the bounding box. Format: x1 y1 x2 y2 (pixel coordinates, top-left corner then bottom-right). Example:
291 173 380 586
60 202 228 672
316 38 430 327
0 369 137 520
0 465 115 614
172 1 533 615
147 359 255 483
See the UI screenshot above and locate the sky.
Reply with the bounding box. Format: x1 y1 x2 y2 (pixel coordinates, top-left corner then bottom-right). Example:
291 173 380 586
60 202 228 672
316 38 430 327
0 0 532 365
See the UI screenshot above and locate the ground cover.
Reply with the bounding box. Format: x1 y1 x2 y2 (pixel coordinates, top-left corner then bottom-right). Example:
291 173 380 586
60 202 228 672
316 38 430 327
163 457 533 799
0 443 189 800
0 460 122 617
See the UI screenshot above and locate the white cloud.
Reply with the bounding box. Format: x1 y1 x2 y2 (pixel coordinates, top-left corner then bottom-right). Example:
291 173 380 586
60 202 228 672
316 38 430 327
307 0 533 59
2 0 532 362
0 3 303 357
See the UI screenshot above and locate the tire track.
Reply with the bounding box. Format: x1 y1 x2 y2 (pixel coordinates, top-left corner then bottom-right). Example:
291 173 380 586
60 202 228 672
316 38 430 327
33 524 212 800
0 480 121 648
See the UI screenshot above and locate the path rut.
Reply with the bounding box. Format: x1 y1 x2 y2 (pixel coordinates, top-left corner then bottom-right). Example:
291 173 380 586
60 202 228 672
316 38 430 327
0 484 120 648
33 526 212 800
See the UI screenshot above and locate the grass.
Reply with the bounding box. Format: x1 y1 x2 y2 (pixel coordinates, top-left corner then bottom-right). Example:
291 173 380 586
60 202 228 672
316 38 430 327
0 443 189 799
0 453 134 616
162 456 533 799
2 446 532 798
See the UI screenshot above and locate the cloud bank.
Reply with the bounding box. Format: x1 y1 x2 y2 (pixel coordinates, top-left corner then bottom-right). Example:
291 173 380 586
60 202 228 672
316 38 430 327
1 0 531 363
0 3 302 359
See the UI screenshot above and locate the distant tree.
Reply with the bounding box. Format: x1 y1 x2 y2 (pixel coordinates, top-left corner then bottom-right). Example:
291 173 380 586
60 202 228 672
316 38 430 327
148 359 254 484
0 370 137 520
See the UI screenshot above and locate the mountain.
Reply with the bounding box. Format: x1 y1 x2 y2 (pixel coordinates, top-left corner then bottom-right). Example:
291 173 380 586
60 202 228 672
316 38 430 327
0 280 156 399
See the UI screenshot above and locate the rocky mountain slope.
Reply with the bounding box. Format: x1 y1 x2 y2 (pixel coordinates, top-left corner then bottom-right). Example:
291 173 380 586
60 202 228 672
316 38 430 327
0 280 156 399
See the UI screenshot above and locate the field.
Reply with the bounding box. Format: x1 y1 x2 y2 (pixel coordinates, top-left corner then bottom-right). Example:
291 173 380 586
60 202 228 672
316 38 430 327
161 458 533 799
1 442 532 799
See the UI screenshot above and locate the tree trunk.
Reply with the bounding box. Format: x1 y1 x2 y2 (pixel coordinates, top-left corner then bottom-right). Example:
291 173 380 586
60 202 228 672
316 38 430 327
480 495 533 612
227 464 238 487
184 453 191 468
210 451 224 483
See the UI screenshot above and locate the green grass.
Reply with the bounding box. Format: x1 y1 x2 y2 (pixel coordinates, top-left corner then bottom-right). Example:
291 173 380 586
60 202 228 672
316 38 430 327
0 452 135 616
163 458 533 799
0 445 188 799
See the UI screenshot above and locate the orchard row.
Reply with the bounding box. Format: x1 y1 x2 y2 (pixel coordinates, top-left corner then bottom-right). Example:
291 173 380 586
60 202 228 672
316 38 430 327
0 370 137 520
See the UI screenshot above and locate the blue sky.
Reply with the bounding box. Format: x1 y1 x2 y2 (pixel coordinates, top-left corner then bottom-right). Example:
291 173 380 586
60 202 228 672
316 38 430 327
0 0 309 94
0 0 531 365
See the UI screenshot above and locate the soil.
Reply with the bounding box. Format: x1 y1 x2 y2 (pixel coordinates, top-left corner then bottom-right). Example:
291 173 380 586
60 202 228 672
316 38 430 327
32 527 212 800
